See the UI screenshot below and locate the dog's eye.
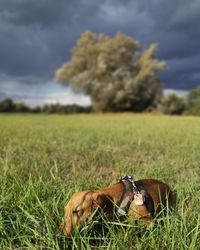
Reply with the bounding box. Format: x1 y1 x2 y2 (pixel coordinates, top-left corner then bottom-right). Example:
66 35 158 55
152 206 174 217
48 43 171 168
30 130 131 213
73 209 83 217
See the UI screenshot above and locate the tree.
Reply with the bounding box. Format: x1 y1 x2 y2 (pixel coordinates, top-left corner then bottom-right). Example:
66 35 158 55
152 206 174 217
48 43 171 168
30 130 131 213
186 86 200 115
0 98 15 112
55 31 166 112
15 102 29 112
41 103 92 114
161 93 186 115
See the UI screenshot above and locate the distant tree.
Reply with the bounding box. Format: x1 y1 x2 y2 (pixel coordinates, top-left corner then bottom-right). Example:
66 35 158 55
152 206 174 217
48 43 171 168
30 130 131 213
15 102 29 112
42 104 59 113
186 86 200 115
0 98 15 112
64 104 92 113
41 103 92 114
31 106 41 113
161 93 186 115
55 31 166 112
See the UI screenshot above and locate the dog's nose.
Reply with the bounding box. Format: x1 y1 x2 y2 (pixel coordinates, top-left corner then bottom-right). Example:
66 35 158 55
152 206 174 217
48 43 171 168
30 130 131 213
55 228 61 236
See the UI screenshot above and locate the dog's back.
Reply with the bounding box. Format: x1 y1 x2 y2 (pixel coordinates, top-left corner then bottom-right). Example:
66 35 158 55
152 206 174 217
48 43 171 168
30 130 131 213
135 179 176 215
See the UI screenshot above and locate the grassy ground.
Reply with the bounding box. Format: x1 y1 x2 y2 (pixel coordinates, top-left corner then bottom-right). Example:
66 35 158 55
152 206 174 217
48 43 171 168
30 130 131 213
0 114 199 249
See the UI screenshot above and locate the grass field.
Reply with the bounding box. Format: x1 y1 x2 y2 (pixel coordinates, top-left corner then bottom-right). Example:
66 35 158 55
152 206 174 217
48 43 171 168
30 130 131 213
0 114 199 249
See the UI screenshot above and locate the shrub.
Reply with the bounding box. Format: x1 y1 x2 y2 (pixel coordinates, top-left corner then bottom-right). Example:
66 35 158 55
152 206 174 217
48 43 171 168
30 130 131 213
186 86 200 115
161 93 186 115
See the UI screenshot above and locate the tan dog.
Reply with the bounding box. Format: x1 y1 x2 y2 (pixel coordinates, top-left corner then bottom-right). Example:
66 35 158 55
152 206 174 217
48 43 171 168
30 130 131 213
59 178 175 236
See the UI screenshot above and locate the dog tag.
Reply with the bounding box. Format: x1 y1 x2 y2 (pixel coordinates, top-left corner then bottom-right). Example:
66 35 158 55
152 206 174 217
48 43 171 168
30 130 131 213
134 194 145 206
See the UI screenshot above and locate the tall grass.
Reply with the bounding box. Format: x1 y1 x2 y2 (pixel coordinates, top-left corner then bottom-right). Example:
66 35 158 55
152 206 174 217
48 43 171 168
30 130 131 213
0 114 199 249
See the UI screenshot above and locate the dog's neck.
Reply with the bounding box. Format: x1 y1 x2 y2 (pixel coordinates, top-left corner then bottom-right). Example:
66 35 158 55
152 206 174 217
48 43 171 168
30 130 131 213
97 183 124 204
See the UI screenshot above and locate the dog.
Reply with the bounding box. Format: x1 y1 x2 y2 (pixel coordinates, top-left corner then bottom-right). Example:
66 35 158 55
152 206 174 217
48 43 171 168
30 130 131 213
58 177 176 236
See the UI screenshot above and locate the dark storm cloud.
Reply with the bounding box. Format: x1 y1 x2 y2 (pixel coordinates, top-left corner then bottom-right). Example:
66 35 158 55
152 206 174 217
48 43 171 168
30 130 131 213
0 0 72 28
0 0 200 90
0 0 106 83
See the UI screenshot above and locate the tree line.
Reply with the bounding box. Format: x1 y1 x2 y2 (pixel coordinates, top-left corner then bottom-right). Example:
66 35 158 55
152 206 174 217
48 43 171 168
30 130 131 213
0 86 200 115
0 98 91 114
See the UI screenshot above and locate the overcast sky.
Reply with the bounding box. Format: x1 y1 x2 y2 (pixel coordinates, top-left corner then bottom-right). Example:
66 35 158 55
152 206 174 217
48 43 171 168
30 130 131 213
0 0 199 106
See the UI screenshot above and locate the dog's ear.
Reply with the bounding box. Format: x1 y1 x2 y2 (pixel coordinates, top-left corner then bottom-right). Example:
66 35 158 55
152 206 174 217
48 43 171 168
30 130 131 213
92 192 114 215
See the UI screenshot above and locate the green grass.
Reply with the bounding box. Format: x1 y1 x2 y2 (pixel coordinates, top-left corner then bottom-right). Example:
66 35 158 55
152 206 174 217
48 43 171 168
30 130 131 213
0 114 199 249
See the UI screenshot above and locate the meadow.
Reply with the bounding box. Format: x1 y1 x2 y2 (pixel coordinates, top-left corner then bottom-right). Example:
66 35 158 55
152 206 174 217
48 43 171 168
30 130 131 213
0 114 199 249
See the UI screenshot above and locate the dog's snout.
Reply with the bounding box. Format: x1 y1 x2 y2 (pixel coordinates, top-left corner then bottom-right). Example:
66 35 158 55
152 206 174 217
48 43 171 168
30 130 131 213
55 228 61 236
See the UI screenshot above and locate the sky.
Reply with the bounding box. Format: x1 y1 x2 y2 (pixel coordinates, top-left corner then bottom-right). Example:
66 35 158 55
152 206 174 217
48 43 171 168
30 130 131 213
0 0 199 106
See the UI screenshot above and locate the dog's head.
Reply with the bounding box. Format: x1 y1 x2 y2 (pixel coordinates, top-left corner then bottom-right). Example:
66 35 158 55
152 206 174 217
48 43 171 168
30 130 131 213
59 190 113 236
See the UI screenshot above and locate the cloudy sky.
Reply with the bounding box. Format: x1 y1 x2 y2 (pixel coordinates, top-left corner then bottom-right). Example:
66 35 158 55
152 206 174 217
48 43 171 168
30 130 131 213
0 0 199 106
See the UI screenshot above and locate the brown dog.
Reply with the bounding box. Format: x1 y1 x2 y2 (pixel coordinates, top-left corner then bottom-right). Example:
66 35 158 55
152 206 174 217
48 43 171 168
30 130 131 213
59 178 175 236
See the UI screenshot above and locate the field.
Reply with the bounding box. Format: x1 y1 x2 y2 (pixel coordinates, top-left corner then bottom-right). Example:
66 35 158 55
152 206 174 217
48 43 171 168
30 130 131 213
0 114 200 249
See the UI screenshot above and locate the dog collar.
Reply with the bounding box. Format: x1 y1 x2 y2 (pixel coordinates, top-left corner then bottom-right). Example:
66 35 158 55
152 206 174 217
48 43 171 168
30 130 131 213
117 176 145 216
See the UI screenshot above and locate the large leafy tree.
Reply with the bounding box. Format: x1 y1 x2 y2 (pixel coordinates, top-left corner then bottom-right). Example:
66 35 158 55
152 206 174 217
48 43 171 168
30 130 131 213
55 31 166 111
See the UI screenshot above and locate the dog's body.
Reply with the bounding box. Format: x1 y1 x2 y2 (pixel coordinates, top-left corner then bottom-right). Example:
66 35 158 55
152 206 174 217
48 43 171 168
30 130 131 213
59 179 175 236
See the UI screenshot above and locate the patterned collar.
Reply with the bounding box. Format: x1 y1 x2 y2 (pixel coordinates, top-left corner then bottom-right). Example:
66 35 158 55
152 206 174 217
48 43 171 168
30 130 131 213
117 176 143 216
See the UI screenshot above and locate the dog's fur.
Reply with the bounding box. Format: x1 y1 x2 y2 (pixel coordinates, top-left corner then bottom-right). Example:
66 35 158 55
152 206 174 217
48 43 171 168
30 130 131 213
59 179 175 236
